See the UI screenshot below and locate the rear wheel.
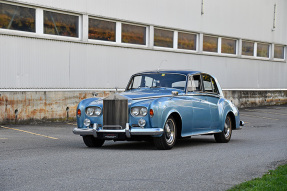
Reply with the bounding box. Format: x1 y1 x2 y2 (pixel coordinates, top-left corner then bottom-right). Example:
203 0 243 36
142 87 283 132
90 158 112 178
83 136 105 147
154 116 177 150
214 115 232 143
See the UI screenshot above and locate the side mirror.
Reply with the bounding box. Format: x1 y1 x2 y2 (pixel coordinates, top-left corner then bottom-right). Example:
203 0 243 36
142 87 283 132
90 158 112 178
172 91 178 96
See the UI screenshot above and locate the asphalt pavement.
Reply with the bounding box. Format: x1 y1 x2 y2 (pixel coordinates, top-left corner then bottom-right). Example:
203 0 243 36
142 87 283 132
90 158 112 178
1 105 287 191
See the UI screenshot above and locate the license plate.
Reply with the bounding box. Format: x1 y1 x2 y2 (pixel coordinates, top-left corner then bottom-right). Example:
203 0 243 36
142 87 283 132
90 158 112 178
103 133 118 139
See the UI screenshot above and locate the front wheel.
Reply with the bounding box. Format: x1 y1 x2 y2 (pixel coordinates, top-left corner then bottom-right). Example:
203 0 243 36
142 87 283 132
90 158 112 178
83 136 105 147
154 116 177 150
214 115 232 143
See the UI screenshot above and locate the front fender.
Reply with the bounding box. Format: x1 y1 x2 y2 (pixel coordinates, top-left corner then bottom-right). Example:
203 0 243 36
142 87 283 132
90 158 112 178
149 97 182 132
219 99 240 131
77 97 100 128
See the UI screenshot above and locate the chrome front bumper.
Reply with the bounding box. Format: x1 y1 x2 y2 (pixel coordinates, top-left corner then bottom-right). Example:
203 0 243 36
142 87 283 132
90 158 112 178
73 123 164 138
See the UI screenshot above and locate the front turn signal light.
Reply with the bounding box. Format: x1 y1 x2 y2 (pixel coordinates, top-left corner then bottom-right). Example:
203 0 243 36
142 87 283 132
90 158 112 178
77 109 81 117
149 109 154 117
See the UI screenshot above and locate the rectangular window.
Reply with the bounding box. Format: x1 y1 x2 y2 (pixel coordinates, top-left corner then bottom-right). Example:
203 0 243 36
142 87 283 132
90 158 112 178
221 38 236 54
202 74 213 92
44 11 78 37
154 28 173 48
178 32 196 50
257 43 269 58
203 35 218 52
88 18 116 42
274 45 284 59
122 23 146 45
0 3 35 32
242 41 254 56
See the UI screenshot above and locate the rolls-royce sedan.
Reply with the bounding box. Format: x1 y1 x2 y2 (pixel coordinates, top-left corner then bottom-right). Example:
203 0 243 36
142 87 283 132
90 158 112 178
73 70 244 150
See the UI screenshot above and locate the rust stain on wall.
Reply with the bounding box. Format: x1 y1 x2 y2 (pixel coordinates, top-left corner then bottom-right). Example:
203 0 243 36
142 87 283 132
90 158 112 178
0 91 113 124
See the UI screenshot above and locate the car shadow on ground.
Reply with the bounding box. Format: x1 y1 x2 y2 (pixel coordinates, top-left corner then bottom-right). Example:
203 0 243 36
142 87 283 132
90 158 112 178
80 136 218 150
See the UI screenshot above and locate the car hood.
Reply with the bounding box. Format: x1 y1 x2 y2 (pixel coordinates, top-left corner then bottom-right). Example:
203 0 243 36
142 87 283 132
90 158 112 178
120 88 184 99
88 88 184 106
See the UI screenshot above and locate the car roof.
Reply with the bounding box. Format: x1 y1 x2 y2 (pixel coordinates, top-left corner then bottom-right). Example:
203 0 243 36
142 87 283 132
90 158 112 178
136 70 202 76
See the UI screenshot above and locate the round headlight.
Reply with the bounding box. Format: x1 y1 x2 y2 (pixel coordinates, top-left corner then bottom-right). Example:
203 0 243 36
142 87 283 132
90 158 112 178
87 108 94 116
140 107 147 116
131 107 140 116
138 118 146 127
84 118 91 127
94 107 102 116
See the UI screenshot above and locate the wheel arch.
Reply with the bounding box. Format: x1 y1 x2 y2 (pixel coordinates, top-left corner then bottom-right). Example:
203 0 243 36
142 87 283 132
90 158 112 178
227 111 236 130
168 112 182 139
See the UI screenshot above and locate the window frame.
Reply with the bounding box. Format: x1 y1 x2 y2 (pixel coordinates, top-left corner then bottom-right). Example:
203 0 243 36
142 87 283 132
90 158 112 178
220 37 237 55
177 31 197 51
241 40 255 57
153 27 174 49
121 22 147 46
273 44 285 60
202 35 219 53
0 1 36 33
43 9 80 38
256 42 270 59
88 17 117 43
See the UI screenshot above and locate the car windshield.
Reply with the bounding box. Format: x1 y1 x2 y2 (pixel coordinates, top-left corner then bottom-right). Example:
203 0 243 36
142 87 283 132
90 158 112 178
127 73 187 91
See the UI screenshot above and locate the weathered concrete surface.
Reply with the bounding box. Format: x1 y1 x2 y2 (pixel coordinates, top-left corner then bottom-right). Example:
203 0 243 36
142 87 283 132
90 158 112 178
0 90 286 124
0 91 111 124
224 90 287 108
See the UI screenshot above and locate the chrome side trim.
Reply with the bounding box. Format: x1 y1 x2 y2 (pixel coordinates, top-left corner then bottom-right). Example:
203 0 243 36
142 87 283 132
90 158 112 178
130 128 164 135
130 92 222 101
181 129 222 137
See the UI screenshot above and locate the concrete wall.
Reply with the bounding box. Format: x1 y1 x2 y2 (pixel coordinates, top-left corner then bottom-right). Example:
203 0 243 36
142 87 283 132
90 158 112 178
223 90 287 108
0 90 286 124
0 90 111 124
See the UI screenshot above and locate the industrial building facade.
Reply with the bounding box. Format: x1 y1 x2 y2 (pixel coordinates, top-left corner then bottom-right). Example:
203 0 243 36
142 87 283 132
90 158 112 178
0 0 286 123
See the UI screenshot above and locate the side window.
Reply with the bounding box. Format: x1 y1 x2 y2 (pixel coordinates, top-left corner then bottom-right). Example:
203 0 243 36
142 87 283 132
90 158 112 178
211 78 219 94
202 74 219 94
203 75 213 92
187 75 202 92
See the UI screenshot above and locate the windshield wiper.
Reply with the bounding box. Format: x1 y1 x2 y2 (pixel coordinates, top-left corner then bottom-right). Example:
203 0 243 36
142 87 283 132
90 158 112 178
150 86 162 88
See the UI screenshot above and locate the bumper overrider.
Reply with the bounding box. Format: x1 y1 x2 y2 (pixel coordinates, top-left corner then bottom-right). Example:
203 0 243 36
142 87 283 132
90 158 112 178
73 123 164 139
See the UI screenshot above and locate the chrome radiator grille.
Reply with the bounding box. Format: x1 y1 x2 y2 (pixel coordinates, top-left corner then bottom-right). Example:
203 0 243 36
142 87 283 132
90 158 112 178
103 94 128 129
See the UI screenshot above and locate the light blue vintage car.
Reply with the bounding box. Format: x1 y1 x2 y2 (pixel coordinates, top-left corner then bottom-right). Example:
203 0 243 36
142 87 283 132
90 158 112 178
73 70 244 150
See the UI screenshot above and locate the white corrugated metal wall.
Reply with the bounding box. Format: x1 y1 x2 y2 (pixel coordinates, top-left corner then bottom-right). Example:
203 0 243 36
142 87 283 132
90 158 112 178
0 34 286 89
16 0 287 43
0 0 286 90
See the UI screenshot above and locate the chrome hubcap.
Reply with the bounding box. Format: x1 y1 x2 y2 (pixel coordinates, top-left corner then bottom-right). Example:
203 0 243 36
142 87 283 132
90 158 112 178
224 117 231 138
165 119 175 145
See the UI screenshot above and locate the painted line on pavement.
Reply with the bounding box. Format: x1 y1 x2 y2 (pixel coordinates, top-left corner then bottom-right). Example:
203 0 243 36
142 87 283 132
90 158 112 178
0 126 58 140
67 122 77 126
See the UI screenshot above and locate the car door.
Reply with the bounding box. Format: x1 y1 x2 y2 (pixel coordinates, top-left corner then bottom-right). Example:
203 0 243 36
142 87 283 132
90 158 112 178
202 74 221 129
186 74 212 133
